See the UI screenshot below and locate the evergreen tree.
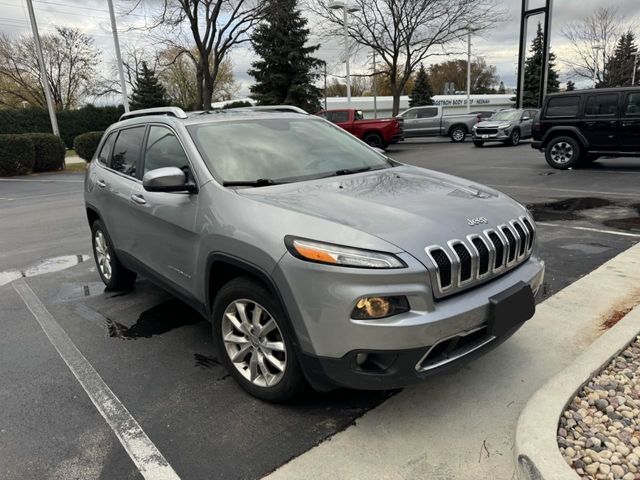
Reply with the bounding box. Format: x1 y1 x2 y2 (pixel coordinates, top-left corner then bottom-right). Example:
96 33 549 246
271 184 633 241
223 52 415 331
409 64 433 107
498 81 506 94
566 80 576 91
602 32 638 87
523 23 560 108
130 62 168 110
249 0 323 113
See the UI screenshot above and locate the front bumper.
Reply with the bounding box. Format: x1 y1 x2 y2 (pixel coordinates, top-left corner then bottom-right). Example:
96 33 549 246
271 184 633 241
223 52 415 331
274 252 545 390
473 130 510 142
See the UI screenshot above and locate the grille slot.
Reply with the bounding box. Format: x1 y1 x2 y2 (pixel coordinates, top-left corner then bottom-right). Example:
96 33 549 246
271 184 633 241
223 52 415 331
452 243 472 282
488 231 504 269
513 222 527 256
429 248 452 289
501 227 517 262
522 218 535 250
472 237 490 275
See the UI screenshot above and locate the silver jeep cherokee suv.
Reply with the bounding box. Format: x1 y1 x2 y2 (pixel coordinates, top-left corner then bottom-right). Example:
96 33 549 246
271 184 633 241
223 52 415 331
85 106 545 402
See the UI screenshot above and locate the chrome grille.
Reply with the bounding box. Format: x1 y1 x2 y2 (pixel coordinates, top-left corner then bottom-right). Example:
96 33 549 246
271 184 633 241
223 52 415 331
425 216 536 298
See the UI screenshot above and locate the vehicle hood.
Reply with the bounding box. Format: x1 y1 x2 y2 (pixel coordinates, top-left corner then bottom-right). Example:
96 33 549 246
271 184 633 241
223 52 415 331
476 120 512 128
237 165 529 260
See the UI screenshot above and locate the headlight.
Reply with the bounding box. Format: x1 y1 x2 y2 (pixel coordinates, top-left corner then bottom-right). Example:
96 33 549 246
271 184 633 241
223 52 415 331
499 123 511 129
285 236 406 269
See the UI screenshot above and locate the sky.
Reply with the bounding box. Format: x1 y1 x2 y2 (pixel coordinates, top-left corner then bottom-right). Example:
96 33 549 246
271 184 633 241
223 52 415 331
1 0 639 101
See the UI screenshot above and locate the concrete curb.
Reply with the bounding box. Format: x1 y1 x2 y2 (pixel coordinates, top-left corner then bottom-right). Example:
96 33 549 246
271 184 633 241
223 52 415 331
515 305 640 479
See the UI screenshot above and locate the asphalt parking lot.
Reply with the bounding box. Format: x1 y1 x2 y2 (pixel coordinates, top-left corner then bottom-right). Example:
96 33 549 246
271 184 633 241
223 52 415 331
1 139 639 480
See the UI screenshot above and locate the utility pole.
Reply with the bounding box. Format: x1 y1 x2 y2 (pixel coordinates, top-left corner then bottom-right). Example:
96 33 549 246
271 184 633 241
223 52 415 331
372 50 377 118
108 0 130 112
330 2 358 104
466 29 472 113
25 0 59 137
632 51 639 86
323 61 327 111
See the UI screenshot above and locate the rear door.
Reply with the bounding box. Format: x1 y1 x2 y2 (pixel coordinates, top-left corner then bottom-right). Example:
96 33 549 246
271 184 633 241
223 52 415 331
620 91 640 151
581 92 621 149
94 126 146 255
127 124 199 294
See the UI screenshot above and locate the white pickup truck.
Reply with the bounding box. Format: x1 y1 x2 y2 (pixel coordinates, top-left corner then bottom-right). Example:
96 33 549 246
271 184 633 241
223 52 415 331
397 105 480 142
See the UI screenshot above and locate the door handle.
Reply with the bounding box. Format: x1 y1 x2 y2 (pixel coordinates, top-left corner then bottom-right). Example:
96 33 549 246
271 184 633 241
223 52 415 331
96 179 106 188
130 193 146 205
585 121 596 127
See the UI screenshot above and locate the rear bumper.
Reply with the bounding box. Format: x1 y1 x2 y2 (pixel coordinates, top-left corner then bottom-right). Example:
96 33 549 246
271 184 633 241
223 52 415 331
390 133 405 143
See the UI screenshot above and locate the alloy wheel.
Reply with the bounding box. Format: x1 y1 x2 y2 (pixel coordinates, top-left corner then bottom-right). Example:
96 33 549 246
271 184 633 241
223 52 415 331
221 299 287 388
550 142 573 164
94 230 112 281
452 129 465 141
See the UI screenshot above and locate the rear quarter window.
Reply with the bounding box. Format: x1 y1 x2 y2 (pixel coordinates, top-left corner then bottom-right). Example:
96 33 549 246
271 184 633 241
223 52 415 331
545 96 581 118
96 132 116 165
110 126 146 178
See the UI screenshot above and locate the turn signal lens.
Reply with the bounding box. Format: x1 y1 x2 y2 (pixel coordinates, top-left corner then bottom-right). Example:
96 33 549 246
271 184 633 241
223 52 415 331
286 237 406 269
351 296 410 320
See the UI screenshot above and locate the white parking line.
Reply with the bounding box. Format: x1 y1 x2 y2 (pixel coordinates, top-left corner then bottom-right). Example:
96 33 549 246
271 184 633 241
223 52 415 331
537 222 640 238
0 178 83 183
489 184 640 198
13 280 180 480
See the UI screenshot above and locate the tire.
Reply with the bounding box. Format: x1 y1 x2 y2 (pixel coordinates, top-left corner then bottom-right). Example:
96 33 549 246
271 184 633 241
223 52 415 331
473 140 484 147
450 126 466 143
363 132 384 148
544 136 583 169
212 276 305 402
91 220 137 290
508 129 521 146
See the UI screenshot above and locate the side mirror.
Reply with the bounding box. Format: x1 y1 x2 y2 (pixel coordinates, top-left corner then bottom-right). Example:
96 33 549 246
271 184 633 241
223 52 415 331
143 167 194 193
522 116 531 122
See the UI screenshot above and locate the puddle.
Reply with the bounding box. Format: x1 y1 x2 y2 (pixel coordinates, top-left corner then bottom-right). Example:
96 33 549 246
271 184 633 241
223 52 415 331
602 217 640 233
107 298 204 339
527 197 613 222
559 243 611 255
0 254 90 287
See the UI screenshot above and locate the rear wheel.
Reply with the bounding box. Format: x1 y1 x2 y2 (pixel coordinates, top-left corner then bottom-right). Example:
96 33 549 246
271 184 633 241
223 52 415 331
212 277 305 402
473 140 484 147
450 126 466 143
91 220 136 290
363 132 384 148
545 136 582 169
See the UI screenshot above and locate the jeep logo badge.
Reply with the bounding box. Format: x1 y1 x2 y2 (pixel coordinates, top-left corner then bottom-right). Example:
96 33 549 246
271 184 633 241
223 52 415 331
467 217 488 226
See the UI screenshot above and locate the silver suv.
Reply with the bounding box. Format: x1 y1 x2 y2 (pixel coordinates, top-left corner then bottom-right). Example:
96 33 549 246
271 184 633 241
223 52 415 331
85 107 545 402
472 108 538 147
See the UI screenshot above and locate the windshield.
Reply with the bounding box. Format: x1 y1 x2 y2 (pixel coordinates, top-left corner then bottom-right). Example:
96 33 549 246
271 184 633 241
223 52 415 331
489 110 521 122
188 117 392 184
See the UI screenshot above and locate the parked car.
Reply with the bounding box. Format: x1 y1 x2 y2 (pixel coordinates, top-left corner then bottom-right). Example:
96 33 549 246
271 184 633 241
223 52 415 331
532 87 640 169
315 108 403 148
396 105 479 142
85 106 544 402
472 108 538 147
470 110 497 122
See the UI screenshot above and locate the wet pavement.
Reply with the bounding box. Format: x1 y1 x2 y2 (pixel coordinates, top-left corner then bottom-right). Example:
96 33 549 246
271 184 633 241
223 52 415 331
1 143 639 479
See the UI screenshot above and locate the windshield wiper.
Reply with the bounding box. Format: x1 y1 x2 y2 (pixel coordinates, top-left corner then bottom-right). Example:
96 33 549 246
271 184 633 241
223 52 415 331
222 178 281 187
334 166 372 176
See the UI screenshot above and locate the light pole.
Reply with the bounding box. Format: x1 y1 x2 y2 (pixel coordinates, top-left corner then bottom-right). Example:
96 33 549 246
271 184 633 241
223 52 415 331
466 29 472 113
593 45 603 87
632 51 639 86
107 0 129 112
329 1 358 104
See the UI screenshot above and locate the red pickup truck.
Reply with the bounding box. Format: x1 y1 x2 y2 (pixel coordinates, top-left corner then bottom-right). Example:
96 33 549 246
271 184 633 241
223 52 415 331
315 109 404 149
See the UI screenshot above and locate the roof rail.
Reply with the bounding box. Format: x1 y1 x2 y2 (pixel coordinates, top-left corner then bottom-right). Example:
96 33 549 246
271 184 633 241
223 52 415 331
119 107 188 122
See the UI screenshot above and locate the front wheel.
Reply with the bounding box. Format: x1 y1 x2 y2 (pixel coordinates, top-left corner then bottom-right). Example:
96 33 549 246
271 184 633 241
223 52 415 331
473 140 484 147
450 127 466 143
212 277 305 402
91 220 136 290
508 129 521 146
545 136 582 169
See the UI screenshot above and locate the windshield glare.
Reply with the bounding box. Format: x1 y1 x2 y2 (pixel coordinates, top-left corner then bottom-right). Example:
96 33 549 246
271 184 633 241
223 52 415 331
489 110 521 122
188 118 391 184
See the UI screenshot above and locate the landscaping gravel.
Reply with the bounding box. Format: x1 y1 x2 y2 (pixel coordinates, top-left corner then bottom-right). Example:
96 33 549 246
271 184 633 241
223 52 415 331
559 336 640 480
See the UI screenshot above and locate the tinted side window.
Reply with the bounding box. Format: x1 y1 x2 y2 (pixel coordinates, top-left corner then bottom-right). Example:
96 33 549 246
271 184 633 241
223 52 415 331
327 111 349 123
143 126 189 174
546 96 580 118
97 133 116 165
585 94 619 116
110 126 145 177
623 93 640 117
417 108 438 118
401 109 418 119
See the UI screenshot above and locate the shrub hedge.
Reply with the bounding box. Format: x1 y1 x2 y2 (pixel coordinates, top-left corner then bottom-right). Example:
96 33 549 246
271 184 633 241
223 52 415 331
22 133 66 172
0 134 35 176
0 104 124 148
74 131 104 161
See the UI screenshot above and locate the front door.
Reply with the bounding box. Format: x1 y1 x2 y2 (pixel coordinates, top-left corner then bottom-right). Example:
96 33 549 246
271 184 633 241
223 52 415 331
415 107 440 136
620 92 640 151
581 93 621 149
127 125 199 294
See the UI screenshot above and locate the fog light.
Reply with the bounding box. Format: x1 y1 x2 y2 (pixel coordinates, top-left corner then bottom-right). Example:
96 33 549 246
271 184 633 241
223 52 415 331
355 353 369 365
351 296 409 320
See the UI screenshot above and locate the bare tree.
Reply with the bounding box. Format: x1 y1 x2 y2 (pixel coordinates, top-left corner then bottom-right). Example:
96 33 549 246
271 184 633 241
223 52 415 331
562 7 628 84
309 0 505 115
0 27 100 109
127 0 265 110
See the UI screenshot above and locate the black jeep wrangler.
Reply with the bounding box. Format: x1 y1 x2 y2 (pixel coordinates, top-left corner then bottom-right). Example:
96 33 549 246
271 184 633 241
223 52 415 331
532 87 640 169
